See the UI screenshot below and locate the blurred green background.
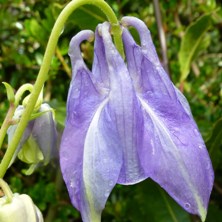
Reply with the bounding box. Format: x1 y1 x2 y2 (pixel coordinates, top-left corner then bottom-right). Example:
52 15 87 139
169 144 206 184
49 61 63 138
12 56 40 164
0 0 221 221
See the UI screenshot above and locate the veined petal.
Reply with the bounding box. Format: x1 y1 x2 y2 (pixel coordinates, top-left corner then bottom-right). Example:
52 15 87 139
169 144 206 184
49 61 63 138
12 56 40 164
121 16 160 65
60 30 103 213
139 96 214 220
122 17 176 100
91 27 109 92
32 103 57 164
69 30 94 72
122 16 214 220
99 22 146 184
82 98 122 221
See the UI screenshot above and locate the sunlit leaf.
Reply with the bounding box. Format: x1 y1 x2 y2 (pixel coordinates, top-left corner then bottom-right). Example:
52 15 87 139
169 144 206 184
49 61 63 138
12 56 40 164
179 13 212 82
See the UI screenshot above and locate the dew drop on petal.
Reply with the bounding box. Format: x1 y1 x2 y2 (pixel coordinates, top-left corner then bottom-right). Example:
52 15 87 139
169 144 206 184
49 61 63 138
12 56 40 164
206 162 211 170
198 144 203 149
104 192 109 198
185 202 191 209
70 180 75 188
193 128 199 136
62 151 69 160
109 180 113 187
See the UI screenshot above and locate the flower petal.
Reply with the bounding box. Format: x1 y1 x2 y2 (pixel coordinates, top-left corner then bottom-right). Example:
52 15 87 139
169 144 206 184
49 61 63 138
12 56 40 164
122 16 176 100
139 96 214 221
121 16 214 220
60 30 106 219
91 27 110 92
99 22 147 185
81 98 122 221
121 16 160 65
32 103 57 164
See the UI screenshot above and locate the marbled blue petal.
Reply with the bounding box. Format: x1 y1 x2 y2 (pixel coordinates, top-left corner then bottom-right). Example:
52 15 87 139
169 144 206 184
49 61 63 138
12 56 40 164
81 98 122 221
60 30 102 212
99 22 147 185
91 27 110 92
121 16 214 221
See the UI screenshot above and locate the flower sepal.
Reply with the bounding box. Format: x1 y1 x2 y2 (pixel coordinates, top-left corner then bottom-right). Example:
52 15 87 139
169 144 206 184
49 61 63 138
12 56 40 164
7 103 58 174
0 179 43 222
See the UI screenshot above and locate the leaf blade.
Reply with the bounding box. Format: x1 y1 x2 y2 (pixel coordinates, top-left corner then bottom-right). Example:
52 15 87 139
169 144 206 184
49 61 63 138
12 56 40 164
179 13 212 82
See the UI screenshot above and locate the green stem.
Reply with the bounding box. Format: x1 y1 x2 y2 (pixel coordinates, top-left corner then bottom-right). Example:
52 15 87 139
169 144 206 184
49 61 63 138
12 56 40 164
0 178 13 203
14 83 33 106
0 104 16 150
0 0 123 178
0 84 34 151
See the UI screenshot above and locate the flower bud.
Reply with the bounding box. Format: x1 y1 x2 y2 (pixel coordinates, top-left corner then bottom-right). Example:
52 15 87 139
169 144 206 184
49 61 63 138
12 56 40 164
7 103 58 174
0 179 43 222
0 194 43 222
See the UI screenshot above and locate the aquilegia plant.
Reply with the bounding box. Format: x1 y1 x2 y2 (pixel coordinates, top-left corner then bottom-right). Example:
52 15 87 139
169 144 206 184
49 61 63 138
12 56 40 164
0 1 214 222
60 16 214 222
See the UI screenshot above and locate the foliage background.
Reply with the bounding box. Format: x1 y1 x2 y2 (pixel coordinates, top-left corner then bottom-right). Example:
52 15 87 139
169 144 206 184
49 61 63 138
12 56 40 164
0 0 221 221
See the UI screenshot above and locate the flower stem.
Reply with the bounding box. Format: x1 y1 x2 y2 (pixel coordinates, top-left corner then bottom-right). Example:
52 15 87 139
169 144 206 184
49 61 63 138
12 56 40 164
14 83 33 106
0 178 13 203
0 0 123 178
0 104 16 150
0 84 34 151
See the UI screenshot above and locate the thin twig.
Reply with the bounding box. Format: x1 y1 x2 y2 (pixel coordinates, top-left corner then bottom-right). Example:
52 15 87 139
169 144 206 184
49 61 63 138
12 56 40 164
153 0 170 76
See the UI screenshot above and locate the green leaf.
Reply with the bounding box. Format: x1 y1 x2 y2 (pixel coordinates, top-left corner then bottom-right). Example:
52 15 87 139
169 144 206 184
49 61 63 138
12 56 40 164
206 118 222 170
179 13 212 82
24 19 47 44
2 82 15 103
67 5 106 30
206 204 222 222
49 99 66 127
126 180 190 222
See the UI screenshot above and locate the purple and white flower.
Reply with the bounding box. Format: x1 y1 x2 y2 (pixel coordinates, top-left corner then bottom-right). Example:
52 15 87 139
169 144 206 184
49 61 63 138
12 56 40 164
60 16 214 222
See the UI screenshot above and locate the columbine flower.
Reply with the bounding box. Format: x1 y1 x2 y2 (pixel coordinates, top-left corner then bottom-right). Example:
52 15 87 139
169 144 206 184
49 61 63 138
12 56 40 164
7 103 57 174
0 179 43 222
60 16 214 222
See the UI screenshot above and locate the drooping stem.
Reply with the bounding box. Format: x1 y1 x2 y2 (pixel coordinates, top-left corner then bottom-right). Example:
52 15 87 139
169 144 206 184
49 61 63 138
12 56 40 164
14 83 33 106
0 0 123 178
0 84 34 151
0 104 16 150
0 178 13 203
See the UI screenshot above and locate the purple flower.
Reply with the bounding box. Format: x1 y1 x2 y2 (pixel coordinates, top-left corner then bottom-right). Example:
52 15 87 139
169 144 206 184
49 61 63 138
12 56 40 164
8 103 58 174
60 16 214 222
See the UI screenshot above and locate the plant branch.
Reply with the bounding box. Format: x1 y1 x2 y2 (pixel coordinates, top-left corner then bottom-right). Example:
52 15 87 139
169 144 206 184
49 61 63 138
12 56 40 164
153 0 170 76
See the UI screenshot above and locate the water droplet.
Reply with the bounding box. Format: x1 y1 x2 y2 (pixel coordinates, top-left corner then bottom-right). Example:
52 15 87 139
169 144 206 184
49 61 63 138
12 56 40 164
109 180 114 187
62 151 69 160
198 144 203 149
185 202 191 209
145 91 153 97
206 162 211 170
70 180 75 188
72 89 80 99
193 128 199 136
104 192 109 198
